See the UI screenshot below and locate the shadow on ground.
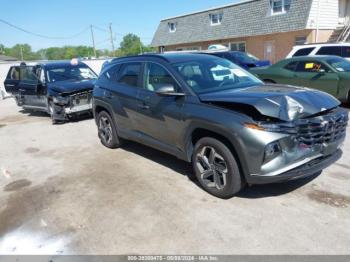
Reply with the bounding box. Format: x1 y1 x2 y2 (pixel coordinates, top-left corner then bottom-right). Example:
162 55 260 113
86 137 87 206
19 109 48 118
121 141 318 199
19 109 93 123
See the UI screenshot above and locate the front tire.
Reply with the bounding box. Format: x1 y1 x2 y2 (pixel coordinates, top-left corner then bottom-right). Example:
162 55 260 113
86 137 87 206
97 111 123 149
192 137 244 199
48 100 58 125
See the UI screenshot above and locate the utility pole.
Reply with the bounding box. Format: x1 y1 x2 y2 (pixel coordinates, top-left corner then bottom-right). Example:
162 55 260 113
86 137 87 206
109 23 115 56
139 42 143 54
20 45 24 61
90 25 97 58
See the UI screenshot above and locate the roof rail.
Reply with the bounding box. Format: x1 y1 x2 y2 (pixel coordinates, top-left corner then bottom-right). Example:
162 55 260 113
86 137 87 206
295 41 345 46
110 53 170 63
164 48 230 54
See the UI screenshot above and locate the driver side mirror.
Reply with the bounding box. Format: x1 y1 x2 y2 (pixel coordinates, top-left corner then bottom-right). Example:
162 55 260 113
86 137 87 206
155 85 185 97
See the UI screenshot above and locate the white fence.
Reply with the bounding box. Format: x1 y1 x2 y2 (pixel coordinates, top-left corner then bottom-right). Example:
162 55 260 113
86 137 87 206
0 59 107 100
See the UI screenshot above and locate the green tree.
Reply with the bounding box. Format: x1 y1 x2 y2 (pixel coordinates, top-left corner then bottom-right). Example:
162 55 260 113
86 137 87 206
119 33 144 56
118 33 156 56
4 44 39 60
0 44 5 54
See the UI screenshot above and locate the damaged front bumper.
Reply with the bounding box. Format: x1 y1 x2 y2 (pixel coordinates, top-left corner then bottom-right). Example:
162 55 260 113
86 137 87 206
247 149 342 184
244 107 348 184
52 91 93 121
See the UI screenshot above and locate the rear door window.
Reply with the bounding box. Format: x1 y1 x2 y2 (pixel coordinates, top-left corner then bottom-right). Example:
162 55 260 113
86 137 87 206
7 66 20 80
117 63 142 88
296 61 330 73
341 46 350 58
316 46 342 56
284 61 298 71
103 64 121 81
293 47 315 57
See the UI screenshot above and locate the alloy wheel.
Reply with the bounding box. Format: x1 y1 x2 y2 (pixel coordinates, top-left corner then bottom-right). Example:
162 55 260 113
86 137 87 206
99 116 113 145
196 146 228 190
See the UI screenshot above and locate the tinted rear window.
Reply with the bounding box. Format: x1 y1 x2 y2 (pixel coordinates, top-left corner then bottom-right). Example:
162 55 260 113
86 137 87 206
316 46 342 56
293 47 315 57
7 67 20 80
284 61 298 71
341 46 350 58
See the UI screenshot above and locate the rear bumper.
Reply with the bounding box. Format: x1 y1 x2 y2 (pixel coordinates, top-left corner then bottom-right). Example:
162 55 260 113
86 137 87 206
246 149 342 184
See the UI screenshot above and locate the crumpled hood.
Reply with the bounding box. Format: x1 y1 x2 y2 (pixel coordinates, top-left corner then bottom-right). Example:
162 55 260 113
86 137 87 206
48 79 95 95
199 84 340 121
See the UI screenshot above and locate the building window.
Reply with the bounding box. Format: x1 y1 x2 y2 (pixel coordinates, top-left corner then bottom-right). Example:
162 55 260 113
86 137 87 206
230 42 246 52
295 36 307 45
168 22 176 33
270 0 291 15
210 13 223 26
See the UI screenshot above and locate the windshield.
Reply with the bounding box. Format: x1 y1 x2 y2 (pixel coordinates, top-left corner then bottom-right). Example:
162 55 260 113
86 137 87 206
46 64 97 83
172 57 263 94
327 57 350 72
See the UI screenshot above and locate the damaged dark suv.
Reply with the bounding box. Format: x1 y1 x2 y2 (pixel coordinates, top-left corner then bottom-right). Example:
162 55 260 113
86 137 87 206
4 60 97 124
93 54 348 198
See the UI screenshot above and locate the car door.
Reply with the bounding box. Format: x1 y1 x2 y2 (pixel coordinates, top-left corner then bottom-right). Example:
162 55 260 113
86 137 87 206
135 62 185 153
19 65 47 108
272 61 301 86
103 62 143 137
4 66 20 95
294 60 339 96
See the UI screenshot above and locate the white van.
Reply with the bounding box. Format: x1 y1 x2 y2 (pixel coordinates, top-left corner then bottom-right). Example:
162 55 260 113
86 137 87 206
286 43 350 60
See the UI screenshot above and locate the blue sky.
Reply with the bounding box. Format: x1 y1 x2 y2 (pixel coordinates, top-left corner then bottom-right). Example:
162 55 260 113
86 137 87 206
0 0 238 51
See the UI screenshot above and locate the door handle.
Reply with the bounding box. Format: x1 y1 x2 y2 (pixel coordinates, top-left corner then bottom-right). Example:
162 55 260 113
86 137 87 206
5 84 15 87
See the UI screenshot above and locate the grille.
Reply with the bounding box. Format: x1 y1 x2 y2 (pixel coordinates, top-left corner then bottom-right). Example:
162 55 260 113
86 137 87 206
70 91 92 106
296 109 348 146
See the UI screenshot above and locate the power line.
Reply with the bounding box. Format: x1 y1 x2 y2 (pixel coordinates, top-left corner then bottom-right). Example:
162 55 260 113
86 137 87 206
0 18 89 39
0 18 154 51
95 38 111 45
92 25 108 33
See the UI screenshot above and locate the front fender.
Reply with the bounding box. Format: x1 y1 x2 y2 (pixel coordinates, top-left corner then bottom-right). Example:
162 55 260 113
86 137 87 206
337 79 350 103
183 122 250 177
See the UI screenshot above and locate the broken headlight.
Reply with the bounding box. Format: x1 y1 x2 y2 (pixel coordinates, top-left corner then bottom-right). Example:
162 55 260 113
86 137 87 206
263 141 282 164
53 96 69 105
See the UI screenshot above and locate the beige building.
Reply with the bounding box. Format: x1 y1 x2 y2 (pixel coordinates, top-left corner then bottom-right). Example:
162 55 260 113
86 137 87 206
151 0 350 63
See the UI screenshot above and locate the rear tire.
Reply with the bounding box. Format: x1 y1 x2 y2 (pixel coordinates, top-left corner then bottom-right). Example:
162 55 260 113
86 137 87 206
97 111 123 149
192 137 245 199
